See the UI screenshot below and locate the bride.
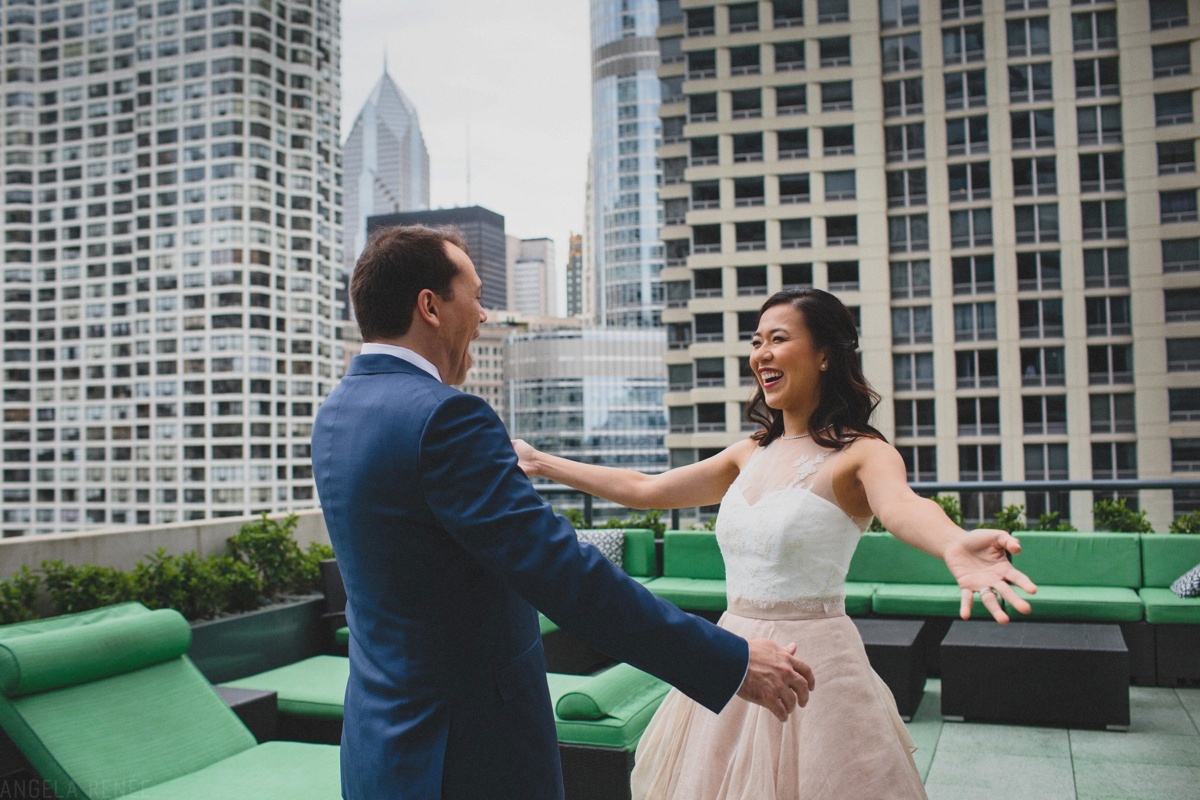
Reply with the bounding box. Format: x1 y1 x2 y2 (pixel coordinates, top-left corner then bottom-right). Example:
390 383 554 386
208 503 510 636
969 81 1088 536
514 288 1036 799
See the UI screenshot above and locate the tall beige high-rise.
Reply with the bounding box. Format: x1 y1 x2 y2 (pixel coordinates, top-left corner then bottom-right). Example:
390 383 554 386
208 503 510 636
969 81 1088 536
657 0 1199 529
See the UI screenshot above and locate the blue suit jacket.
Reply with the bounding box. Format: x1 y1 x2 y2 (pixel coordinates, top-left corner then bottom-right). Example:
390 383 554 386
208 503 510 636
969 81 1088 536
312 354 748 800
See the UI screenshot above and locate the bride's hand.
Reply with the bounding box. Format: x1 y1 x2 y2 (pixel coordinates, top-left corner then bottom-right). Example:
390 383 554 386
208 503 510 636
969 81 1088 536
945 529 1038 624
511 439 540 478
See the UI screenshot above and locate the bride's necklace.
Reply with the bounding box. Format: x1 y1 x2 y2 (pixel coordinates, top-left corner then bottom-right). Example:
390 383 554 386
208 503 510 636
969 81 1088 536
780 431 811 440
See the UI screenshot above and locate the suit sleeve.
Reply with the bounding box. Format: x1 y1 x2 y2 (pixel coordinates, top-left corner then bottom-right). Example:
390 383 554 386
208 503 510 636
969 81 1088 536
418 392 748 713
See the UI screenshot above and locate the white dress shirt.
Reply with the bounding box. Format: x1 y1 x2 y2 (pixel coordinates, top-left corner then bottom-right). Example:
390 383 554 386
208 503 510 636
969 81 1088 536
360 343 442 383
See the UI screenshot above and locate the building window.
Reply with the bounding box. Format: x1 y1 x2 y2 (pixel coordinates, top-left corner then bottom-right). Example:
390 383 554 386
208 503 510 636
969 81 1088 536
693 268 723 298
730 46 762 75
733 177 764 207
891 259 931 299
781 262 814 289
728 2 759 33
885 122 924 161
883 77 924 118
774 0 805 28
960 444 1001 480
1026 443 1068 481
947 114 988 155
1012 108 1054 150
822 125 854 156
826 218 858 246
949 208 992 248
1072 10 1117 52
1089 343 1134 384
958 396 1000 436
1150 0 1189 30
1017 250 1062 291
894 351 935 391
882 33 921 74
819 36 851 67
956 348 998 389
1009 62 1053 104
1167 338 1200 372
1025 394 1068 435
778 173 811 204
1170 388 1200 422
1079 152 1123 192
888 167 927 207
941 0 981 21
1163 238 1200 273
686 7 716 37
735 221 766 251
824 170 856 201
1093 441 1137 480
950 298 998 340
1085 295 1132 337
820 81 853 111
895 398 935 438
1007 16 1050 58
687 50 716 79
1157 140 1196 175
1014 203 1059 244
775 84 806 115
1152 42 1191 79
954 161 995 204
1156 91 1194 126
732 132 763 162
1166 288 1200 323
1075 57 1119 99
881 0 920 28
1173 440 1200 473
945 69 986 110
1091 393 1136 434
731 88 762 119
900 445 937 482
690 137 718 166
1019 298 1064 338
1081 200 1125 240
774 41 805 71
1083 247 1129 288
889 214 929 253
891 305 933 344
943 24 984 64
688 93 717 123
817 0 850 23
780 218 812 248
1022 347 1070 388
777 128 809 159
952 254 995 294
736 266 768 296
1161 189 1199 224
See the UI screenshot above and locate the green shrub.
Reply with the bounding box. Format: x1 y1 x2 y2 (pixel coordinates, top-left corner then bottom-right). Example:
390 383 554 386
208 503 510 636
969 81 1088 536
130 549 267 621
867 517 886 532
931 495 963 526
209 556 265 615
227 513 310 598
0 567 41 626
689 517 717 531
1031 511 1077 532
560 508 587 530
989 505 1026 533
42 561 134 615
1170 511 1200 534
1093 498 1153 533
604 509 666 537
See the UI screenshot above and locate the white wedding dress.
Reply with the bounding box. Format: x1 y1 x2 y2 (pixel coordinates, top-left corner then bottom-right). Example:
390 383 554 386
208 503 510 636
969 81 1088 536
630 436 927 800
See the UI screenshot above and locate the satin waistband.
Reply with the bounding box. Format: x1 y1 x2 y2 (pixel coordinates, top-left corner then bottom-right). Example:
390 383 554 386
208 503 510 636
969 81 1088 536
726 595 846 620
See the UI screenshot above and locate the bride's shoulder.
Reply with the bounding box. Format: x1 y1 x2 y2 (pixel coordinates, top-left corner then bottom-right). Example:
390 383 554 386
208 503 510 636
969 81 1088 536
838 434 897 463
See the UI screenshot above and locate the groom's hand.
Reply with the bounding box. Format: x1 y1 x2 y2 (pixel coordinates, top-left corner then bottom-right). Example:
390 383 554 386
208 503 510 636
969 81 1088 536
736 639 815 722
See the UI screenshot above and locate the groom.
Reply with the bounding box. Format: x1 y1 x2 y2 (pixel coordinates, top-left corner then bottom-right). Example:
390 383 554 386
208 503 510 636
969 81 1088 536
312 225 814 800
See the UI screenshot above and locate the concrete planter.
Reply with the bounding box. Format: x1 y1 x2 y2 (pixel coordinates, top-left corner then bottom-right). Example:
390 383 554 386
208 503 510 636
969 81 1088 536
189 593 326 684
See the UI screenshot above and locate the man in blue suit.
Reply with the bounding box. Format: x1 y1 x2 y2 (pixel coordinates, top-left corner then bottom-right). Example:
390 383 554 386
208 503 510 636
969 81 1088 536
312 225 814 799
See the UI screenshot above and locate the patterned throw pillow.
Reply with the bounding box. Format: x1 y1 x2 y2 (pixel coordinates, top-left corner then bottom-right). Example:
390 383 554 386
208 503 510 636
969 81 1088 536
1170 562 1200 599
576 529 625 570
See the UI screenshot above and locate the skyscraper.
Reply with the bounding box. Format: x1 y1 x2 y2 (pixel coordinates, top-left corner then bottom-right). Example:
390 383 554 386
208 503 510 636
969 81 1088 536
507 236 556 317
657 0 1199 529
589 0 667 328
0 0 345 536
566 232 584 317
342 67 430 272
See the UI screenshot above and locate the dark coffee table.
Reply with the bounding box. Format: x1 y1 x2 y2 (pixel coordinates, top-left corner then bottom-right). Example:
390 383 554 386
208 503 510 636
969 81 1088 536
215 685 278 743
941 621 1129 729
853 618 926 720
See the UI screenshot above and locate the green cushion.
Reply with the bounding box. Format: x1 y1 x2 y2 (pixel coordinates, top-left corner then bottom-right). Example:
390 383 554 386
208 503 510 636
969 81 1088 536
1140 587 1200 624
662 530 725 580
225 656 349 721
547 666 669 750
846 533 955 585
844 582 875 616
1011 532 1142 589
645 577 727 611
622 528 658 578
871 584 991 618
0 607 191 698
0 657 255 800
1141 534 1200 588
118 741 341 800
539 614 560 637
555 662 665 721
334 626 350 646
1005 586 1143 622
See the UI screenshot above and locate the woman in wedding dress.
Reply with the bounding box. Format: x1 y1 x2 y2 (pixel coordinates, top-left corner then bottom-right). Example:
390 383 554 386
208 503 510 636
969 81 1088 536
513 288 1036 800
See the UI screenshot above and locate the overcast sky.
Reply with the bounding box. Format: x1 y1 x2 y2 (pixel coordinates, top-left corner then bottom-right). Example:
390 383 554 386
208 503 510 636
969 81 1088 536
339 2 593 282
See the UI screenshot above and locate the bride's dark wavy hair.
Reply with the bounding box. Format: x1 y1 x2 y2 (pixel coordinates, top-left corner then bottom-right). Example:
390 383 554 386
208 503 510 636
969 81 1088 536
746 288 886 450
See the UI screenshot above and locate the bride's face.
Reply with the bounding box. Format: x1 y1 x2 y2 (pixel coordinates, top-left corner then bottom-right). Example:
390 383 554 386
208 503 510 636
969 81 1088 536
749 304 827 411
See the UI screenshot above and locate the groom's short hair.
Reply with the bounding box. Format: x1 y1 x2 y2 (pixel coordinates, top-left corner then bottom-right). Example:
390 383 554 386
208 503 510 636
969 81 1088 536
351 225 470 341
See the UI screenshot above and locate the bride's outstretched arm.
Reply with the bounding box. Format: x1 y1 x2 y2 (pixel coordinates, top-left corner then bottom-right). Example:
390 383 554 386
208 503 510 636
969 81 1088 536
512 437 756 511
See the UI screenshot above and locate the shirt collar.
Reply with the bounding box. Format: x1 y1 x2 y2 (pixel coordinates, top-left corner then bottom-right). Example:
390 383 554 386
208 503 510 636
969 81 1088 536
360 343 442 382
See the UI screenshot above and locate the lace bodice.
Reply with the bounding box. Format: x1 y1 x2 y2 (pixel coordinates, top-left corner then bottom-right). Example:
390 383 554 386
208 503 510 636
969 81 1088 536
716 436 870 616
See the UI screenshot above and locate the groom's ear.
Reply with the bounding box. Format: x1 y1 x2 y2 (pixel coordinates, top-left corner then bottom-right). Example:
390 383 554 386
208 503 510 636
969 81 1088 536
415 288 441 329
